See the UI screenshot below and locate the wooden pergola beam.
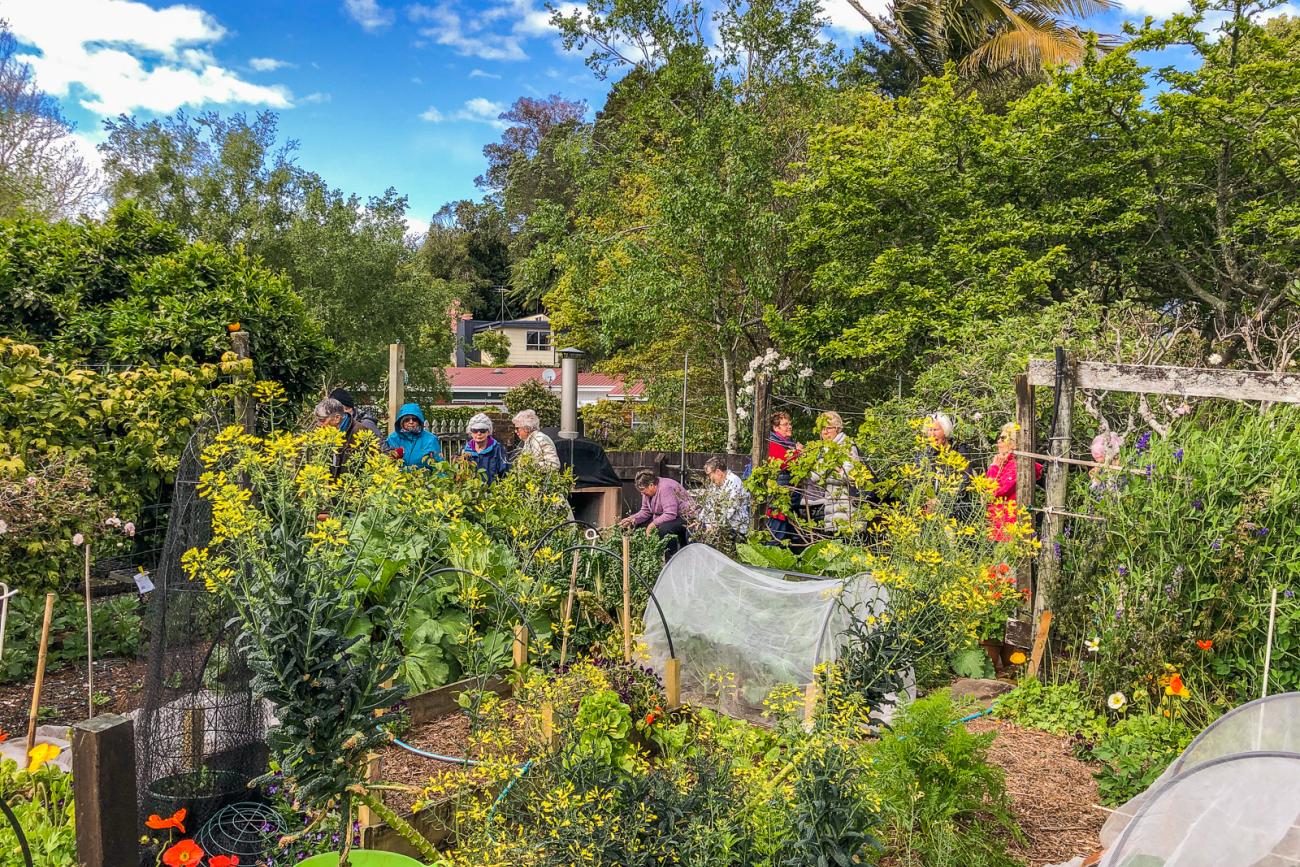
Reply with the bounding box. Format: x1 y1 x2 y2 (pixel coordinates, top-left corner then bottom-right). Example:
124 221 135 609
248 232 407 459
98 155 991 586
1027 359 1300 403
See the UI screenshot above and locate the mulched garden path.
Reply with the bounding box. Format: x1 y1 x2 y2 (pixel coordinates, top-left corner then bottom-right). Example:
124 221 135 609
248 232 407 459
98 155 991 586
0 656 148 736
967 717 1105 867
378 713 477 815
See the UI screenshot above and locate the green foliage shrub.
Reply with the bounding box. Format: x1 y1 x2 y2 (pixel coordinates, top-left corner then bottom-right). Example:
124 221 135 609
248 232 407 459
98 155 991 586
0 760 75 867
503 378 560 428
1056 406 1300 710
1084 713 1193 806
0 593 143 683
0 337 237 591
0 203 330 403
993 678 1105 738
871 691 1024 867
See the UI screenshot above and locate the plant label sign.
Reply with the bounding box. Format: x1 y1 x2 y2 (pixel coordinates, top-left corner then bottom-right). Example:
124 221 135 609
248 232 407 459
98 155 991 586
133 568 155 594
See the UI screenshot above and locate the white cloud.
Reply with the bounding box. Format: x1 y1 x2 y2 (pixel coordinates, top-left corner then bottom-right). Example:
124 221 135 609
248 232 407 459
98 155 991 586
405 215 431 238
1117 0 1192 17
408 3 529 61
822 0 880 34
301 91 331 104
344 0 395 32
469 68 502 79
418 97 507 128
249 56 294 72
6 0 292 116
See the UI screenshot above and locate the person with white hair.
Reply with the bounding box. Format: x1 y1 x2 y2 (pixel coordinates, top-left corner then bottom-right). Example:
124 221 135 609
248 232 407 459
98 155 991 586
512 409 560 472
460 412 510 483
921 412 978 501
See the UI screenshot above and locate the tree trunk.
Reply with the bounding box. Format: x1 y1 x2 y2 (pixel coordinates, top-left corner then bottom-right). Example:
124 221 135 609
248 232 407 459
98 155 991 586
722 353 738 454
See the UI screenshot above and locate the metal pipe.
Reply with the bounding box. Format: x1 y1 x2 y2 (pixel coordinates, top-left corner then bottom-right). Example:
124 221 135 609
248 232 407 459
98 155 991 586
559 348 583 440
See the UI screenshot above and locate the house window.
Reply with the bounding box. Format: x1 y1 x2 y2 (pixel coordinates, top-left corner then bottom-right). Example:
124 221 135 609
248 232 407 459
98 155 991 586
526 330 551 351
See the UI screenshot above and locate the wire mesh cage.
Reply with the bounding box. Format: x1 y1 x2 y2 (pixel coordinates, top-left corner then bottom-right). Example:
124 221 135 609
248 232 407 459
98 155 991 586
135 407 269 840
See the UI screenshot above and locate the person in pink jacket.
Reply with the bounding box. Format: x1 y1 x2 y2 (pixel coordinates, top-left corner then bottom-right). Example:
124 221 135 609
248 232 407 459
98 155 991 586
985 422 1042 541
618 469 697 557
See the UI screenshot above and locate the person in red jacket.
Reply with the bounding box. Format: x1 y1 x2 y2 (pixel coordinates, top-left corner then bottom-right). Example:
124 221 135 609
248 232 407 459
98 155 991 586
766 411 802 543
985 421 1042 541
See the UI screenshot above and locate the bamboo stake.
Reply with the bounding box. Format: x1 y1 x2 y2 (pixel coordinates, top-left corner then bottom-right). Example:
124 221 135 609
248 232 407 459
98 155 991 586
559 552 580 668
622 535 632 663
802 681 819 732
1262 587 1279 699
513 624 529 669
83 544 94 720
26 592 56 754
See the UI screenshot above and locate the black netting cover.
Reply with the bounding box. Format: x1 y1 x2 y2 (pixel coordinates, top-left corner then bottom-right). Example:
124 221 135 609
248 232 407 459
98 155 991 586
135 408 267 849
540 428 621 488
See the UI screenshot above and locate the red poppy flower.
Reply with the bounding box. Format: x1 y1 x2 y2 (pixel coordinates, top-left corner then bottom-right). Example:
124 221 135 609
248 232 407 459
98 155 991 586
210 856 240 867
391 447 405 459
161 839 204 867
995 563 1010 576
146 808 187 833
0 727 8 744
1197 639 1213 651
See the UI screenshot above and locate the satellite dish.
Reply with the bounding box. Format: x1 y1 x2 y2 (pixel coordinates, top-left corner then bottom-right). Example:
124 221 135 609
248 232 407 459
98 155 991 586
542 369 557 385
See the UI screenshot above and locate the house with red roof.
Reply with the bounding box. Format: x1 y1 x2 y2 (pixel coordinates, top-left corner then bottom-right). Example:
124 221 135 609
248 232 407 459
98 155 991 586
442 365 644 408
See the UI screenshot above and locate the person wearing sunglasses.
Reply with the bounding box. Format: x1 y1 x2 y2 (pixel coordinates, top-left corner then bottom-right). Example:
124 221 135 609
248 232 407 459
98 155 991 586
461 413 510 483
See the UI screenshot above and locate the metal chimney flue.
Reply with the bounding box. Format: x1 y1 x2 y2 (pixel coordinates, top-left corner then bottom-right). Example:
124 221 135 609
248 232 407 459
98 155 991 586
558 347 583 440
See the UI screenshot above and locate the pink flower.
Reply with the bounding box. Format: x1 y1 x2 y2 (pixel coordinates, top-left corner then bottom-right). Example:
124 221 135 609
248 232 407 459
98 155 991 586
123 522 136 538
105 516 122 528
72 533 85 546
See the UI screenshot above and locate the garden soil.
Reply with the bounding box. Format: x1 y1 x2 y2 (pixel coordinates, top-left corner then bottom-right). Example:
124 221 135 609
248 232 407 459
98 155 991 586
0 656 147 735
966 717 1105 867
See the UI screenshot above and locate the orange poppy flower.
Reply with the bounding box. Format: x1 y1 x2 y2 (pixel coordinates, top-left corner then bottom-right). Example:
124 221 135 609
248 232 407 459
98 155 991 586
1165 673 1190 699
210 856 240 867
146 808 187 834
1197 639 1213 651
162 839 204 867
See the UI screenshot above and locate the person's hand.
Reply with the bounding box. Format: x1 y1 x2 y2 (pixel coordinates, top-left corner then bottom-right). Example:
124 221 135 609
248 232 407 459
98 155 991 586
644 524 653 537
617 517 633 530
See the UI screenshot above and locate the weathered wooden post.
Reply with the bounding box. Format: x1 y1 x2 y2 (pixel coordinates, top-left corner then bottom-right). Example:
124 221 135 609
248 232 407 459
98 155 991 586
73 714 139 867
1035 352 1076 625
749 374 771 533
387 343 405 435
229 325 254 433
558 552 580 668
1012 374 1037 595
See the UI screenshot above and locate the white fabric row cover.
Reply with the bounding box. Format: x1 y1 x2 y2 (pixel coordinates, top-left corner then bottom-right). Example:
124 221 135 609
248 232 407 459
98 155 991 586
1099 692 1300 866
639 543 887 721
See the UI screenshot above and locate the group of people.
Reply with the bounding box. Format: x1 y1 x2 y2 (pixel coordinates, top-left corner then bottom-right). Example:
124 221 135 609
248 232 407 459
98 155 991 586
313 388 1045 555
311 388 561 483
617 408 1047 557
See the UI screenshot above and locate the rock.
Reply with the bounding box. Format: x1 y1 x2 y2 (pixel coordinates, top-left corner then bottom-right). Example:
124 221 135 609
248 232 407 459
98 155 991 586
951 677 1014 704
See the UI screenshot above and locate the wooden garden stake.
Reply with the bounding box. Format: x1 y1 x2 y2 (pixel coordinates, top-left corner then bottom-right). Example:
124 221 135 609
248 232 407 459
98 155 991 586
357 752 382 828
802 681 819 732
622 535 632 663
513 624 529 669
182 707 205 770
26 592 56 753
1026 610 1053 680
559 552 580 668
387 343 405 435
540 701 558 748
1013 374 1037 595
664 658 681 709
83 543 95 720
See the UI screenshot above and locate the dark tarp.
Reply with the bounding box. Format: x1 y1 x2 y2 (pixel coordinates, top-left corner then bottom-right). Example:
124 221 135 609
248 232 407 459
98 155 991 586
539 428 622 488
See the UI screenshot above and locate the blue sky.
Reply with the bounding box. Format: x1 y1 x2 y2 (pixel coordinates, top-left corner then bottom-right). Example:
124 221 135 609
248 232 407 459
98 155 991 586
10 0 1222 234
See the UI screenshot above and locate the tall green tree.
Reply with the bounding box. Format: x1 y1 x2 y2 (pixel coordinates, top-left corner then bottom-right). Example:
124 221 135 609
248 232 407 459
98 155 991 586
543 0 833 451
98 111 451 390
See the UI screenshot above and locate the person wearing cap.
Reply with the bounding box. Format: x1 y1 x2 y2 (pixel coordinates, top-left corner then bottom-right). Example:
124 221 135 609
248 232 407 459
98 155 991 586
461 413 510 483
328 388 382 441
512 409 560 472
386 403 445 470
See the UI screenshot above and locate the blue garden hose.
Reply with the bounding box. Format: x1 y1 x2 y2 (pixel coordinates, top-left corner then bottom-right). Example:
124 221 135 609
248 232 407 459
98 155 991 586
391 737 486 766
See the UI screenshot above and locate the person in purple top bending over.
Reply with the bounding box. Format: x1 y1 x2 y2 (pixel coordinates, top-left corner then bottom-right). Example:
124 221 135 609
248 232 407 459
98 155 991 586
618 469 698 558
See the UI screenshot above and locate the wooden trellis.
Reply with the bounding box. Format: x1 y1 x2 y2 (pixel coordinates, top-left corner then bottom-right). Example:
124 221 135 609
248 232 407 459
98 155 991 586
1014 354 1300 673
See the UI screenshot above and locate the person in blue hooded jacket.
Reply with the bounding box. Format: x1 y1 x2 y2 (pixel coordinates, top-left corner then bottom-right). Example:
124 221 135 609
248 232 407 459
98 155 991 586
460 412 509 483
386 403 445 469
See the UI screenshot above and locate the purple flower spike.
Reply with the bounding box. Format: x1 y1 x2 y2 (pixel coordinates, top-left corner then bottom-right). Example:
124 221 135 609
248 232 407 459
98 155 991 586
1136 431 1152 453
1174 448 1184 462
